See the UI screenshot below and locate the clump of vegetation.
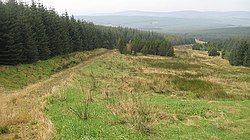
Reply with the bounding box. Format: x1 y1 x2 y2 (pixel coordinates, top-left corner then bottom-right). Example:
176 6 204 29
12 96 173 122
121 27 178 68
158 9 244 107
192 43 205 50
108 92 154 135
68 84 93 120
173 78 231 99
0 126 10 134
158 40 175 57
149 77 172 94
68 101 90 120
208 47 220 56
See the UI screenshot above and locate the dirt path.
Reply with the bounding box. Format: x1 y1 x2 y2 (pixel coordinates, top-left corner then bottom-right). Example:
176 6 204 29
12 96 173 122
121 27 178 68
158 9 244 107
0 50 115 140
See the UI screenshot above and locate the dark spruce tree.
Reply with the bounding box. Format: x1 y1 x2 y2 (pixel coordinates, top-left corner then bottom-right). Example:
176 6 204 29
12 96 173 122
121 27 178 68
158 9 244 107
243 46 250 67
42 9 62 57
1 0 23 65
0 1 9 64
117 38 127 54
229 41 248 66
158 40 171 56
69 16 83 51
18 7 39 63
30 1 50 60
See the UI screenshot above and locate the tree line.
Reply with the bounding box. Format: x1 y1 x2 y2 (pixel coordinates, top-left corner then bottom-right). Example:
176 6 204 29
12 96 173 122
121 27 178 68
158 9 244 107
192 37 250 67
0 0 195 65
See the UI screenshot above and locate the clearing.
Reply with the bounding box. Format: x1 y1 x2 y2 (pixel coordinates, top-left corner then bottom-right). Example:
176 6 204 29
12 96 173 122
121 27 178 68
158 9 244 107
1 46 250 139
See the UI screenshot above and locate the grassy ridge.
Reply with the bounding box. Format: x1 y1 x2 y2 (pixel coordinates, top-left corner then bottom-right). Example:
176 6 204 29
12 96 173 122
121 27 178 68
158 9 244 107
0 48 109 92
46 47 250 139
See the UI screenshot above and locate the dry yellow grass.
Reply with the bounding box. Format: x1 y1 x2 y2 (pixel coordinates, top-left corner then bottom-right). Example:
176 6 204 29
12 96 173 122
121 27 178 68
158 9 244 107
128 45 250 99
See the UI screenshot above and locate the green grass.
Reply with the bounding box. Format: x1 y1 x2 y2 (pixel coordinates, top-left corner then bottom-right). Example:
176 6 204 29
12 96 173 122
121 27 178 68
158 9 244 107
46 48 250 139
0 48 108 91
46 56 152 139
147 95 250 139
47 87 149 139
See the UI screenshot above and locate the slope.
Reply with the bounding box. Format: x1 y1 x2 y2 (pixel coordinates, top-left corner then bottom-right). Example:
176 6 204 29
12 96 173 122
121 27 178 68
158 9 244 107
0 49 114 139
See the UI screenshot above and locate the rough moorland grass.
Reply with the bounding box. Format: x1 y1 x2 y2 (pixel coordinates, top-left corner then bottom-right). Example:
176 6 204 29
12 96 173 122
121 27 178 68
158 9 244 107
0 48 108 92
46 47 250 139
144 58 201 70
46 55 153 139
47 88 151 139
172 78 230 99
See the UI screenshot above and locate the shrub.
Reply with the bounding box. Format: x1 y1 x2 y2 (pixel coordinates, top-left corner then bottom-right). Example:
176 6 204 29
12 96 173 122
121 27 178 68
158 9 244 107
243 47 250 67
0 126 10 134
208 48 220 56
192 43 204 50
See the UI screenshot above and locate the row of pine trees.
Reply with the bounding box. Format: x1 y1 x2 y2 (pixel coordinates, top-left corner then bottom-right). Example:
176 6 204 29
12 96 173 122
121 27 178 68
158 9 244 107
0 0 195 65
0 0 119 65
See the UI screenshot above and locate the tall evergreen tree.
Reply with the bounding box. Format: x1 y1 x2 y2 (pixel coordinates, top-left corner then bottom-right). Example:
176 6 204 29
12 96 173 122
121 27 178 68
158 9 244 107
18 5 39 63
229 41 248 66
243 46 250 67
2 0 23 64
117 38 127 54
158 40 174 57
42 9 61 57
60 12 73 54
29 1 50 60
0 1 11 64
77 21 87 50
69 16 83 51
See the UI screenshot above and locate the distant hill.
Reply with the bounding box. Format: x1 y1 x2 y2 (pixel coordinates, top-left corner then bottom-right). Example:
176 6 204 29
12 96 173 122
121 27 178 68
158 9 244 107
106 10 250 19
76 11 250 36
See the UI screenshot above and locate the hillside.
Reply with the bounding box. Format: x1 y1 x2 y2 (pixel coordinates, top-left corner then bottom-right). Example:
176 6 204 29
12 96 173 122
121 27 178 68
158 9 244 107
1 46 250 139
77 11 250 34
1 1 174 65
0 49 114 139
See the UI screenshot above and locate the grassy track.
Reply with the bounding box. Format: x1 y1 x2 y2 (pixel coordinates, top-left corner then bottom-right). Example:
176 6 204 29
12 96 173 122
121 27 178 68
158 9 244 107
0 48 109 92
45 46 250 139
0 49 112 139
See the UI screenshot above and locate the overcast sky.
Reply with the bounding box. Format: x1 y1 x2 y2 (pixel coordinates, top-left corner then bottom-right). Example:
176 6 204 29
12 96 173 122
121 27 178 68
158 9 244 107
20 0 250 15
